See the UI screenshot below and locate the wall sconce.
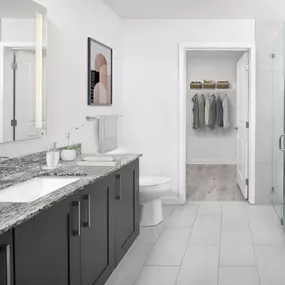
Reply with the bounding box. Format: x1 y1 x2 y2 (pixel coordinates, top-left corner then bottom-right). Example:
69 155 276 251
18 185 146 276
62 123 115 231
35 12 43 129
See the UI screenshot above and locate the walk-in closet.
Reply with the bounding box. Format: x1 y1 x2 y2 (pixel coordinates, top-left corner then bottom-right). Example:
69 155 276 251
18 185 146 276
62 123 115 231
186 50 249 201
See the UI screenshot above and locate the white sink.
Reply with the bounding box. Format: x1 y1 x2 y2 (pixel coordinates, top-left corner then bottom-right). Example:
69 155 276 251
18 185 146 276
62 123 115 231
0 176 80 203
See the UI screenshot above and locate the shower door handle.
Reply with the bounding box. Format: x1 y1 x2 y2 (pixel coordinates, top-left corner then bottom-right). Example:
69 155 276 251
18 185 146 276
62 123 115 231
279 134 285 151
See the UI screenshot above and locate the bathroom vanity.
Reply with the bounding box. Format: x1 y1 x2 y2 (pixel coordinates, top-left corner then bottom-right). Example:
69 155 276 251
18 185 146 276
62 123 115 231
0 154 140 285
0 0 140 284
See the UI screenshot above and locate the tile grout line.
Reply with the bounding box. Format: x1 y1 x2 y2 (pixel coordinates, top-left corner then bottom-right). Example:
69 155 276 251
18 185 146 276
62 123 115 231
131 224 169 284
173 201 200 285
131 206 178 285
217 201 224 285
245 204 261 285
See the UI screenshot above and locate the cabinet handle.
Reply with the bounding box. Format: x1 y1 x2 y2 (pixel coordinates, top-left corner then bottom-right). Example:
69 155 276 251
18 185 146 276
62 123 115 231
83 195 91 227
72 201 81 236
5 245 11 285
115 174 122 200
279 134 285 151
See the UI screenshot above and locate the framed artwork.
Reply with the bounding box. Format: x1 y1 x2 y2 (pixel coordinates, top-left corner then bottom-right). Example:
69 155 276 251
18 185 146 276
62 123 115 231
88 37 112 105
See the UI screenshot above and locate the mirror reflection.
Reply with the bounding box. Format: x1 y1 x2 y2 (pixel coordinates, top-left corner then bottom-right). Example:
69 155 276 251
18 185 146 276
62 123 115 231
0 0 47 143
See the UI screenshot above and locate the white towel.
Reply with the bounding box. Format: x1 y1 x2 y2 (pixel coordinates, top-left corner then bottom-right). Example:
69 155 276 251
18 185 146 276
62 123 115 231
205 95 210 125
223 95 230 129
99 115 118 153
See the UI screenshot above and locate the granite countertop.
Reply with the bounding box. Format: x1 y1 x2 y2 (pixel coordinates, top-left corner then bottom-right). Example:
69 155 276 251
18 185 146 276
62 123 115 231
0 154 141 235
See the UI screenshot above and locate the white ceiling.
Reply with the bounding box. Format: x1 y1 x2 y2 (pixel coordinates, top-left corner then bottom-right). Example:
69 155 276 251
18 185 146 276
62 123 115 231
102 0 285 19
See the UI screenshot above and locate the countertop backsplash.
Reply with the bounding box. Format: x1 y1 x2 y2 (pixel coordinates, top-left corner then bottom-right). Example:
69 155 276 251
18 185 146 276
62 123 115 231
0 144 81 178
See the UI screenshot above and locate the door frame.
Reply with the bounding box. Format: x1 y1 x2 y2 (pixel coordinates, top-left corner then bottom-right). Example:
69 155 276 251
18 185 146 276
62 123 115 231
178 42 256 204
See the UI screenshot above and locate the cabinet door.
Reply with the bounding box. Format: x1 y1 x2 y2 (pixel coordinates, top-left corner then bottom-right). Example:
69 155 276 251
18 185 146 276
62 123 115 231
81 176 114 285
114 159 140 264
14 196 81 285
0 230 14 285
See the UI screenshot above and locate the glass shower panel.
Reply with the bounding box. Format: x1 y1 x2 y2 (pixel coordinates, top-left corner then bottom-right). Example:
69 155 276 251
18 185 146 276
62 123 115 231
272 24 285 222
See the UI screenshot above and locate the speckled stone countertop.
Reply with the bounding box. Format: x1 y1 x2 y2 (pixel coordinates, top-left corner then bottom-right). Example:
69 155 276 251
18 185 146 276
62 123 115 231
0 153 141 235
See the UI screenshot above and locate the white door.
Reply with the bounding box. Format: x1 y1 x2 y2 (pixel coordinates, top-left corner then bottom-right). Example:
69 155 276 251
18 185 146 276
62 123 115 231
15 50 38 140
236 52 249 199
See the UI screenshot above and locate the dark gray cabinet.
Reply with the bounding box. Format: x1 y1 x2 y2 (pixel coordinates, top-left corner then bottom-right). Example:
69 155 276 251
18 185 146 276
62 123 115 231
113 159 140 265
14 194 76 285
0 230 13 285
3 158 139 285
81 176 114 285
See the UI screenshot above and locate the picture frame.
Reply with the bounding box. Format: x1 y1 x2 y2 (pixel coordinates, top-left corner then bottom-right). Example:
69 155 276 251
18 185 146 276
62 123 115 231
87 37 113 106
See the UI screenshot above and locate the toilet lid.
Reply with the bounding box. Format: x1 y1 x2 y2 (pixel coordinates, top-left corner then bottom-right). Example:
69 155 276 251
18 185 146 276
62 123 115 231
140 176 170 187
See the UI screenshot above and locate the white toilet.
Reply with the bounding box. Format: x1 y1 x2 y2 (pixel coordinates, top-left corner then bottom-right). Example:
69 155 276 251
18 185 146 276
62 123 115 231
139 176 171 227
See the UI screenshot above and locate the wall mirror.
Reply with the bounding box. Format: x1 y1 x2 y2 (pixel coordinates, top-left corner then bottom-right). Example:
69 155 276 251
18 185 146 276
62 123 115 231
0 0 47 143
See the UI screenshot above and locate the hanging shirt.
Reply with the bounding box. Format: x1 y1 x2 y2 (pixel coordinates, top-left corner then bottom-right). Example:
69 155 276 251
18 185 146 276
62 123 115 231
192 95 199 129
198 95 205 129
205 95 210 126
208 95 216 130
216 96 224 127
223 95 230 128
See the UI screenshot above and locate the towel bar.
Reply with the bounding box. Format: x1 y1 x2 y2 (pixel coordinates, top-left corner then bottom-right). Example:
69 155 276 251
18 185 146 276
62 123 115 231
86 115 123 121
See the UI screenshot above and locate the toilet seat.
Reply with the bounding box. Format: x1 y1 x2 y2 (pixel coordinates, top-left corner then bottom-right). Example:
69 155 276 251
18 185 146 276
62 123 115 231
140 176 170 187
139 176 171 200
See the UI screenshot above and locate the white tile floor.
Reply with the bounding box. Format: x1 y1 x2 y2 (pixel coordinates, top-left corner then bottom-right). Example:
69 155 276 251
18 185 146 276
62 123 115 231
106 202 285 285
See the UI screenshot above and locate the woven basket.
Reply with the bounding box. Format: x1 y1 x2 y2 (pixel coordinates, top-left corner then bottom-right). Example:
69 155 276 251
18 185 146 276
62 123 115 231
217 81 230 89
203 83 216 89
190 82 202 89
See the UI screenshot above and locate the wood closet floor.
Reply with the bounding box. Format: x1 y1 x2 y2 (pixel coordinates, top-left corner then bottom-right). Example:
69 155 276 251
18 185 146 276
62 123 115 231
186 164 245 201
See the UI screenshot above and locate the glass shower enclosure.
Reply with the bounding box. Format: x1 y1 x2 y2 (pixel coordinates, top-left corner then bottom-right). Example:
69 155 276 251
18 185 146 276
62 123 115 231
272 24 285 224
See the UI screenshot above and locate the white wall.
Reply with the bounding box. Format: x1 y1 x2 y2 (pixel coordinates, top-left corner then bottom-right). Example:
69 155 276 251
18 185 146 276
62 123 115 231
0 19 35 42
186 51 242 165
0 0 122 156
121 19 255 199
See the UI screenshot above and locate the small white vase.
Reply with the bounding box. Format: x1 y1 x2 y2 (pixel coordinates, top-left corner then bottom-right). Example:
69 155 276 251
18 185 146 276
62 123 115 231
61 149 77 161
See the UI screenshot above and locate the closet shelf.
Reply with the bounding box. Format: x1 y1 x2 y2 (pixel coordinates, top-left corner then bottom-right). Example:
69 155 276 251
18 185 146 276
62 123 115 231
189 88 235 92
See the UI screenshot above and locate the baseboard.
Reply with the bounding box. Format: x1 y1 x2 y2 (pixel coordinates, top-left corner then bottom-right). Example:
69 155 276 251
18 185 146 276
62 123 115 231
162 196 182 205
187 161 237 165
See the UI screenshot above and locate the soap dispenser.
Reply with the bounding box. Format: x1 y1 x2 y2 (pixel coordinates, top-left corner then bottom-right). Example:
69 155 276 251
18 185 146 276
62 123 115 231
46 145 54 169
46 142 60 169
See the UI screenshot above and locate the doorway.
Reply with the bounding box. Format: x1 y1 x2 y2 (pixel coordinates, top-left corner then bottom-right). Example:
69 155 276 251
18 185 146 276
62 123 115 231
186 50 249 201
178 42 256 205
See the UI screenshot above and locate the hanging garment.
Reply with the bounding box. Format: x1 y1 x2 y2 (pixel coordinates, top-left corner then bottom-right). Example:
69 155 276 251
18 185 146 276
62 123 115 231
223 95 230 128
208 95 216 130
192 94 199 129
199 95 205 128
205 95 210 126
216 96 224 127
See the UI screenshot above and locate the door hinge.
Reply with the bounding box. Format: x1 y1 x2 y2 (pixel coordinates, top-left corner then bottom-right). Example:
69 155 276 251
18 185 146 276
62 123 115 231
246 178 249 187
246 121 249 128
246 64 250 71
272 186 275 193
11 62 17 70
11 119 17 127
271 53 275 59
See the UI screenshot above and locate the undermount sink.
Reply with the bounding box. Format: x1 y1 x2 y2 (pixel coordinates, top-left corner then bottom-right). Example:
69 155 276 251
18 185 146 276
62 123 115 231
0 176 80 203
